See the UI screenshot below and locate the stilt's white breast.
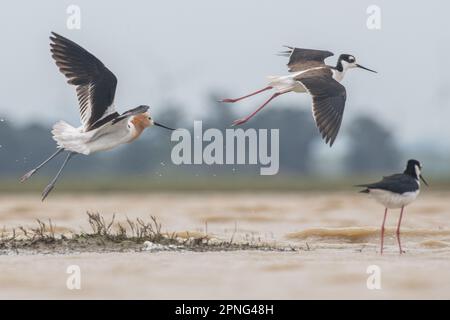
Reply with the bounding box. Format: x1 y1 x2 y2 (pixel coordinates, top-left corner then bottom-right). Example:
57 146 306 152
368 189 420 209
331 69 346 82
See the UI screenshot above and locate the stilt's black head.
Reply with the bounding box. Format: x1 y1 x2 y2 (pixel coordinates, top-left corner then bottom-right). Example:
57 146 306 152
404 159 428 186
338 54 356 63
336 54 377 73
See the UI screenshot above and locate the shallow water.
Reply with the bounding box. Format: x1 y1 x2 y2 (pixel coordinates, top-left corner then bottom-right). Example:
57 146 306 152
0 191 449 299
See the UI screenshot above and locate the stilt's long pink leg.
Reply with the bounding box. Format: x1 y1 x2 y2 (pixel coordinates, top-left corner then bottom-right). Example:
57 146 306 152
380 208 388 255
232 91 286 126
396 206 405 254
219 86 273 103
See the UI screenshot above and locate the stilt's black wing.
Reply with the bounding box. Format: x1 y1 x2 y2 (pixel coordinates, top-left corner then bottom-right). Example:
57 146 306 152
50 32 118 131
296 69 346 146
279 46 334 72
356 174 418 194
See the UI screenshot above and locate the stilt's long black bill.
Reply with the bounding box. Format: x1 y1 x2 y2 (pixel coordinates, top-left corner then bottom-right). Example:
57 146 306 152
356 64 377 73
154 122 175 131
420 174 429 186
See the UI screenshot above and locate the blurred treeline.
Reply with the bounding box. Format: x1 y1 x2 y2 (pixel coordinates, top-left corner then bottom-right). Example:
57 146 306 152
0 95 405 185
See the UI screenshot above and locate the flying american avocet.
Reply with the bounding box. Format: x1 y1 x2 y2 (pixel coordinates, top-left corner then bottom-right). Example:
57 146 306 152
219 47 377 146
356 159 428 254
21 32 175 201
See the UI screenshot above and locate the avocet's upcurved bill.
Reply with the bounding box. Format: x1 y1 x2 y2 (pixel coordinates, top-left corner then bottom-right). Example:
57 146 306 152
21 32 176 201
219 46 377 147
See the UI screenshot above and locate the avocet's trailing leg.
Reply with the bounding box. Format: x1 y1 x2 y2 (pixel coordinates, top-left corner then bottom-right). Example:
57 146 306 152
41 152 75 201
20 148 64 182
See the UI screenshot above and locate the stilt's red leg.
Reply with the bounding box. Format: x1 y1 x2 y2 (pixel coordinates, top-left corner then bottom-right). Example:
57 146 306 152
380 208 388 255
396 206 405 254
232 91 286 126
219 86 273 103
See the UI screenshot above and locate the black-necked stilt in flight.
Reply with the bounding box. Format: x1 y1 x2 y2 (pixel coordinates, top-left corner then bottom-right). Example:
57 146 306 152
219 46 377 146
21 32 175 201
356 159 429 255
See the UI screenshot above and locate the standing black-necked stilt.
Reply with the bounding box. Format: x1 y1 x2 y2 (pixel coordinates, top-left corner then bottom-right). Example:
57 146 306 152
20 32 175 201
219 46 377 146
356 159 429 254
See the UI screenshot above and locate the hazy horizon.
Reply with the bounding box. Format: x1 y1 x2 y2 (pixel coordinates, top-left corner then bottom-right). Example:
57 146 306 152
0 0 449 154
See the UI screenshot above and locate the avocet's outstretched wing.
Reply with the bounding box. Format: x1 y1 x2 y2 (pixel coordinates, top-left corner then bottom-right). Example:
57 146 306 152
50 32 118 131
279 46 334 72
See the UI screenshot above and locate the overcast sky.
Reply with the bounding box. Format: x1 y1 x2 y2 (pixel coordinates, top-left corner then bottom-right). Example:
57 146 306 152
0 0 448 151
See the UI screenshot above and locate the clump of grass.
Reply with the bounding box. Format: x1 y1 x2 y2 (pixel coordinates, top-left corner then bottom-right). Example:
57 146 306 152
0 212 298 255
81 212 167 243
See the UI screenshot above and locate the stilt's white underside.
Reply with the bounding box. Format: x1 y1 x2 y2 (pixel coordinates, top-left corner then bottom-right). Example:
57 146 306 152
368 189 419 209
267 66 347 94
267 74 307 93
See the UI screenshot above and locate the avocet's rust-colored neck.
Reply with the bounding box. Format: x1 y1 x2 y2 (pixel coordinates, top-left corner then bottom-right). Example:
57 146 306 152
129 113 151 141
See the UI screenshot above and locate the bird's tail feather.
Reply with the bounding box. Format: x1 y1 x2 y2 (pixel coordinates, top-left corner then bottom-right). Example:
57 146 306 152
354 184 370 193
51 121 89 154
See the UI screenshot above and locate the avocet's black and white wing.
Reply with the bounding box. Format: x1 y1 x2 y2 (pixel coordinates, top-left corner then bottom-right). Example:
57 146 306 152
50 32 118 131
295 68 346 146
111 105 150 125
356 174 418 194
279 46 334 72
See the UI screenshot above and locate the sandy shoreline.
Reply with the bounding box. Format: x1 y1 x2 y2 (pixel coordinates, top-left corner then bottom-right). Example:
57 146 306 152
1 192 450 299
2 250 450 299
